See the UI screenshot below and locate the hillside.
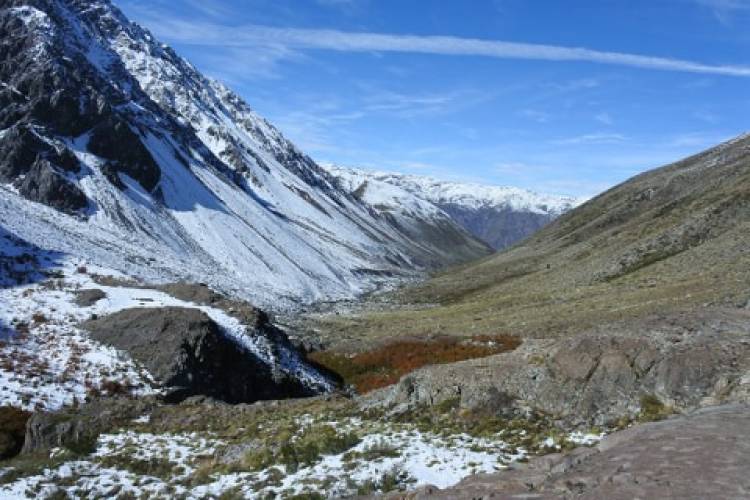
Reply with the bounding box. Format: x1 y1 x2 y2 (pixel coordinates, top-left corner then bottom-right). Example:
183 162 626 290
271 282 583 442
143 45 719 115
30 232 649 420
312 133 750 347
324 164 582 250
0 0 489 313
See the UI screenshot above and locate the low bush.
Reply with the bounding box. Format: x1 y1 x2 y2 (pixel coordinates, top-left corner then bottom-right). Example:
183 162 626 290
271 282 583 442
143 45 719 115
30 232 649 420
244 424 360 473
309 335 521 393
638 394 674 422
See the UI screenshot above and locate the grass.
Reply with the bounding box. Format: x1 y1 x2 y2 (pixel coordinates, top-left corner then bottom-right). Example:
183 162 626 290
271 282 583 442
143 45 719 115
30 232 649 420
309 335 521 393
343 439 400 462
354 467 413 495
243 424 360 473
0 452 71 486
637 394 674 423
96 455 178 479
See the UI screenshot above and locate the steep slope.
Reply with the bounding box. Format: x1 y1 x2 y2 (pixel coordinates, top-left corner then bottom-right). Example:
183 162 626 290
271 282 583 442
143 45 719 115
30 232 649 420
312 133 750 345
323 164 582 250
0 0 488 311
322 165 492 267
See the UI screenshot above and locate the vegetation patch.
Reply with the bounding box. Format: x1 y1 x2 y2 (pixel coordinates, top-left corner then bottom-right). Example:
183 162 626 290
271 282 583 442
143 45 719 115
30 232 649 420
242 424 360 473
309 335 521 393
637 394 674 423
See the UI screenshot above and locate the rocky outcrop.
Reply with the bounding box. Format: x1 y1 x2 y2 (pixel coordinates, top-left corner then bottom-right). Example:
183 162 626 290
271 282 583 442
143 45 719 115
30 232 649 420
88 117 161 192
82 307 321 404
368 308 750 426
0 406 31 459
21 397 157 455
73 288 106 307
154 282 269 327
0 125 87 214
396 404 750 499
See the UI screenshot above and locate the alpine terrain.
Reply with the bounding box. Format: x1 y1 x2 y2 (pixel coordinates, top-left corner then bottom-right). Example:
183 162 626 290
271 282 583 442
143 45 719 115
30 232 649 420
324 164 582 250
1 0 748 499
0 0 490 313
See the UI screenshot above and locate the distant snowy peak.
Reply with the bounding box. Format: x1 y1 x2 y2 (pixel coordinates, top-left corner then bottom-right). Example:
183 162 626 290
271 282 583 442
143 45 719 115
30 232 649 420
322 164 442 218
323 164 583 250
324 165 583 216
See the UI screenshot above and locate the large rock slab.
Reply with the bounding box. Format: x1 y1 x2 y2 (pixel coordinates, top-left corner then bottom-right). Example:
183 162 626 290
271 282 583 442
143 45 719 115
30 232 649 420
82 306 317 404
395 404 750 499
368 308 750 426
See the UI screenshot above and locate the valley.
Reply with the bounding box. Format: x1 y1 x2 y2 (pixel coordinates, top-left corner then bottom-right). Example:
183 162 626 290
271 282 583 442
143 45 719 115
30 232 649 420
1 0 749 499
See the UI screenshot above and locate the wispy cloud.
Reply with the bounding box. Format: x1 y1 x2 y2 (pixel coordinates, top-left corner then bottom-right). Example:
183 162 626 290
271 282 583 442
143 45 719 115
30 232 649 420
694 0 750 23
594 112 614 125
142 20 750 77
552 133 627 145
519 109 550 123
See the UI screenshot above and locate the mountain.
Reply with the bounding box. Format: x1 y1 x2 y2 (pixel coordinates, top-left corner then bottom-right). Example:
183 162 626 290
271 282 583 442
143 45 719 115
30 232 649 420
323 164 582 250
0 0 489 311
312 132 750 423
317 133 750 341
320 164 492 266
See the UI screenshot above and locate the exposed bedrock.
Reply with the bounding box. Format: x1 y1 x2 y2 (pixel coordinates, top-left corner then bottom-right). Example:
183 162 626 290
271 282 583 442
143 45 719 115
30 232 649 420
367 308 750 426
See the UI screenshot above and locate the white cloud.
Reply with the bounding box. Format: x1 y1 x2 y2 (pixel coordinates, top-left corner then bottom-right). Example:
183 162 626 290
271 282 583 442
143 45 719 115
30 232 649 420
694 0 750 23
594 112 614 125
140 20 750 77
519 109 550 123
552 133 627 145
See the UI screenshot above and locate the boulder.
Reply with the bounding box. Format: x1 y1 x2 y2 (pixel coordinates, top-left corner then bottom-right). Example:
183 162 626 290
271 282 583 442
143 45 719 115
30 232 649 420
82 307 315 404
73 288 106 307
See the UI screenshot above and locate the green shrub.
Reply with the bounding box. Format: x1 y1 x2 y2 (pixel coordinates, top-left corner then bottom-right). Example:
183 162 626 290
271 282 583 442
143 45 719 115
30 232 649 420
638 394 673 422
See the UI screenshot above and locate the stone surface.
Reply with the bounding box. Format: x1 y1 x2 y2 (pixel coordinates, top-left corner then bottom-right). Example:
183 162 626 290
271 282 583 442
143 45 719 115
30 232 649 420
391 404 750 499
73 288 106 307
0 406 31 459
367 308 750 426
21 397 157 455
82 307 316 404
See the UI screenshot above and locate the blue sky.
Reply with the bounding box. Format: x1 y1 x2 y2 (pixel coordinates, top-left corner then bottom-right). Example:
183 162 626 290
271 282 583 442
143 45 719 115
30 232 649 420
117 0 750 197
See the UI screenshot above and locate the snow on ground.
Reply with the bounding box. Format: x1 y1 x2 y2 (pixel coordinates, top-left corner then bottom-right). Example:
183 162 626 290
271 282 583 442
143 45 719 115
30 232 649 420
0 414 604 499
0 429 222 499
0 263 159 411
0 251 331 412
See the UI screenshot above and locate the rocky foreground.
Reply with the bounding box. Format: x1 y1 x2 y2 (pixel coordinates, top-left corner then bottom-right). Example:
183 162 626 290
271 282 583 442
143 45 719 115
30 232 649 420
397 404 750 499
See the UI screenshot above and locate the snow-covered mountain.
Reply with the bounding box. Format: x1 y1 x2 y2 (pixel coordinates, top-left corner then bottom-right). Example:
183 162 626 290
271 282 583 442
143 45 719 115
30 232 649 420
0 0 490 310
323 165 584 250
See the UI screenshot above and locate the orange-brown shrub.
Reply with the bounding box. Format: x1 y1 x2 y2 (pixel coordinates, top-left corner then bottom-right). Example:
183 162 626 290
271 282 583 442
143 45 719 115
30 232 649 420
309 335 521 394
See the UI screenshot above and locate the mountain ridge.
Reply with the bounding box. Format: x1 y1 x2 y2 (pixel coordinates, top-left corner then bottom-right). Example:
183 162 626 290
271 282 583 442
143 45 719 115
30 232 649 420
322 163 583 250
0 0 490 310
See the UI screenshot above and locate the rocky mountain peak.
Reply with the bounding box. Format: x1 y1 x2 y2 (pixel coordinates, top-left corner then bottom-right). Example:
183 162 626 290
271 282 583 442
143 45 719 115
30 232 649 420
0 0 491 308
